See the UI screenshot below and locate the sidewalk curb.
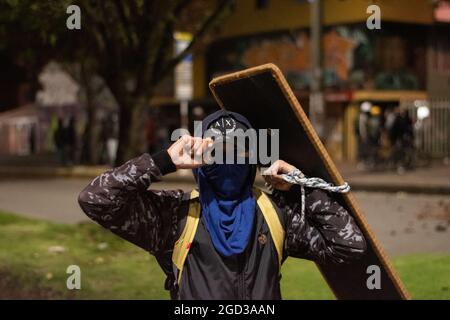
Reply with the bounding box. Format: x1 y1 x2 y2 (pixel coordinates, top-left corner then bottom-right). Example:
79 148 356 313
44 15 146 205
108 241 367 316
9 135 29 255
347 182 450 195
0 166 199 183
0 166 106 179
1 166 449 195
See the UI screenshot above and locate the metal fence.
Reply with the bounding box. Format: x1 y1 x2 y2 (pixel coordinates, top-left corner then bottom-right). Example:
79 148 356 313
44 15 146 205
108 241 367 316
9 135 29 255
403 99 450 158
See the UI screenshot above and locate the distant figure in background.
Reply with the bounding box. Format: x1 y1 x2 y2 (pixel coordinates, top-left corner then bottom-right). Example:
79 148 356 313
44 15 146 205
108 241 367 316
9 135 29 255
355 102 370 170
367 106 382 168
390 108 414 173
54 118 66 165
64 116 77 165
106 114 119 166
385 106 399 167
28 124 36 155
382 107 396 167
99 114 119 166
384 107 397 134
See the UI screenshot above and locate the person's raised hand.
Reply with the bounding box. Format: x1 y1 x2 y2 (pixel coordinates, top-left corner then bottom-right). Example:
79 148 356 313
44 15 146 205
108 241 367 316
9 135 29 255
262 160 296 191
167 135 212 169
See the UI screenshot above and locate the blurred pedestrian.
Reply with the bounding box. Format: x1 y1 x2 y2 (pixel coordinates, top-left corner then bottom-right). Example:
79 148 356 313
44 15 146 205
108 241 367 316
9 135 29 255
390 108 414 173
367 106 382 168
64 116 77 165
384 106 398 168
99 114 118 166
384 107 396 135
28 124 36 155
106 114 119 166
355 102 370 170
53 117 66 165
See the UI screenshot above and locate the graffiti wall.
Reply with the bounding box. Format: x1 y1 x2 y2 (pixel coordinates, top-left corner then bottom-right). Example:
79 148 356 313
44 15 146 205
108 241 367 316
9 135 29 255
206 23 427 92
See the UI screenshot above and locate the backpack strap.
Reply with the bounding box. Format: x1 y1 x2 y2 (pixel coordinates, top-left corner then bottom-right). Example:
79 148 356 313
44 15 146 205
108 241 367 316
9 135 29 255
253 188 285 270
172 189 200 286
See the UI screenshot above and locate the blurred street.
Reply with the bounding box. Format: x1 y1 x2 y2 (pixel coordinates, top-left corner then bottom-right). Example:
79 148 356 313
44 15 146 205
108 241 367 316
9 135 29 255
0 177 448 256
1 156 450 194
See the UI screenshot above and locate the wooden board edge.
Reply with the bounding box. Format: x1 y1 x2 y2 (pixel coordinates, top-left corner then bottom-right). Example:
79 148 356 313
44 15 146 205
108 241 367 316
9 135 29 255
209 63 278 108
208 64 411 300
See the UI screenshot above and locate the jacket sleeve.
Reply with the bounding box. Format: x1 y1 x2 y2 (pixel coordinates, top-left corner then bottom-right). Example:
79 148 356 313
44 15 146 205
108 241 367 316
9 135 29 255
271 186 367 265
77 152 185 255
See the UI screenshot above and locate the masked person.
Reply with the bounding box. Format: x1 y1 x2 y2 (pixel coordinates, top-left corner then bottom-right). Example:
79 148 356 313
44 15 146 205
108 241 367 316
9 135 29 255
78 110 367 300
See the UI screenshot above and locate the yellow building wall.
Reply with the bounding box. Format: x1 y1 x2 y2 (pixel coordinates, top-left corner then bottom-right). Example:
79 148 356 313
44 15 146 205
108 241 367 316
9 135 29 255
218 0 434 39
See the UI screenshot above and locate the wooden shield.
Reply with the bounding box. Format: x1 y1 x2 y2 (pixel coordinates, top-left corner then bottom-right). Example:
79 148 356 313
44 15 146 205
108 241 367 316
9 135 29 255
209 63 409 300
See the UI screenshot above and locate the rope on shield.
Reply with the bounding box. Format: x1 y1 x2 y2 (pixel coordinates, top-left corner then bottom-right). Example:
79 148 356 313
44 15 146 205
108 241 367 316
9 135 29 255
280 169 351 216
281 169 351 193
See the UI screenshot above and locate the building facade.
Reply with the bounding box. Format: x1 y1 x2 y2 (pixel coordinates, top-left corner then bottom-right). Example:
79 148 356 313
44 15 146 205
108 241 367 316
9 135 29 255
192 0 450 161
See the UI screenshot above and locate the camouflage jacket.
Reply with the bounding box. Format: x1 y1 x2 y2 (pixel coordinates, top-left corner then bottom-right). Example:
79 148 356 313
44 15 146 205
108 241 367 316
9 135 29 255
78 152 366 299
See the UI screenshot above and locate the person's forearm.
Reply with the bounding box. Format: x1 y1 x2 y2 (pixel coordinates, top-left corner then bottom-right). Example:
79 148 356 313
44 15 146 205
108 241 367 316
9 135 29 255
78 151 176 221
302 190 367 263
77 151 182 253
273 188 366 264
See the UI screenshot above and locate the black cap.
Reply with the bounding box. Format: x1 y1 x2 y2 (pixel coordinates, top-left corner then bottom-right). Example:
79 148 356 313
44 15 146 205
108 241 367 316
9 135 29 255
207 115 248 136
199 110 252 135
202 111 251 150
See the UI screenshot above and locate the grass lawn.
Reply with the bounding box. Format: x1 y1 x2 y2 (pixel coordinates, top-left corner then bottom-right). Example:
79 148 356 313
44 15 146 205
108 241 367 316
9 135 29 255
0 210 449 299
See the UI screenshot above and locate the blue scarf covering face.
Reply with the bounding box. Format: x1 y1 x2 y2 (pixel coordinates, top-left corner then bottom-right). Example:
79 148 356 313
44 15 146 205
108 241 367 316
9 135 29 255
196 163 256 257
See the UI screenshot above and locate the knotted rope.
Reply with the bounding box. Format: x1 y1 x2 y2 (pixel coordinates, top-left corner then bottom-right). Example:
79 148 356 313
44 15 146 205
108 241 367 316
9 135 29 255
281 169 351 193
280 169 350 216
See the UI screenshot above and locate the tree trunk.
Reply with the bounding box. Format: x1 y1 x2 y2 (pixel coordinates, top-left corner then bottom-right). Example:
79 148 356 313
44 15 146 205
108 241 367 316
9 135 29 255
81 98 97 164
80 66 99 165
115 95 149 165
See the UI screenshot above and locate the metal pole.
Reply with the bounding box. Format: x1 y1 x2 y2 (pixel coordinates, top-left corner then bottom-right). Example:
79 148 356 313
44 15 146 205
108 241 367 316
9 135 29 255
180 100 189 130
309 0 325 139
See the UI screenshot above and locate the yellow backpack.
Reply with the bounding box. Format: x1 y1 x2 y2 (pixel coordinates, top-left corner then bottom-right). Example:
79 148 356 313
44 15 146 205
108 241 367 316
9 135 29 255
172 188 285 286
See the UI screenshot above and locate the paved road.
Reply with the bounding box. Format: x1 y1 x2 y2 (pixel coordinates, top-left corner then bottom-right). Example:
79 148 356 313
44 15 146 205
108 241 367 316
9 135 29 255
0 178 448 256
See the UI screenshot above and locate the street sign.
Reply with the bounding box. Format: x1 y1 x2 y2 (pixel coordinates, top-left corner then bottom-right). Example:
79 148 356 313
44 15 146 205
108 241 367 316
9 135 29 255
174 32 193 101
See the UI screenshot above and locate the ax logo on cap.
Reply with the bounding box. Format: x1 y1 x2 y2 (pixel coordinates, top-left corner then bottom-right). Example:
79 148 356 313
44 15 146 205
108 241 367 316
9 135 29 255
210 116 237 135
